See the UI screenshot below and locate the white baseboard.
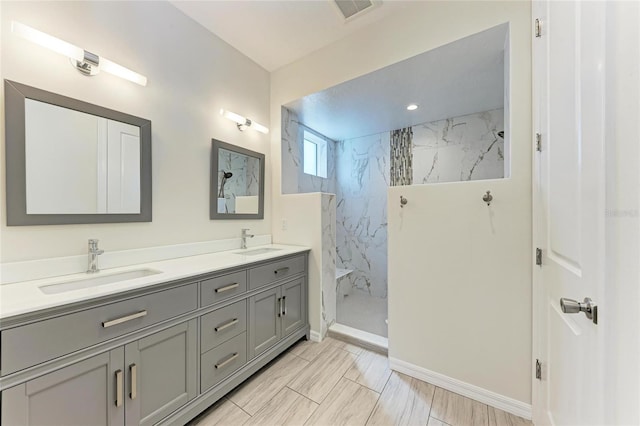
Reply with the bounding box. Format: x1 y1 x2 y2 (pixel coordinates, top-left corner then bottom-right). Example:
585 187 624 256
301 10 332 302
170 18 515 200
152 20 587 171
309 330 322 342
388 357 532 420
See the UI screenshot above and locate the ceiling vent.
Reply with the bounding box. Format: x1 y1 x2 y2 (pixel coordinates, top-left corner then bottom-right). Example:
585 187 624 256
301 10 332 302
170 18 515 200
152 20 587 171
333 0 380 21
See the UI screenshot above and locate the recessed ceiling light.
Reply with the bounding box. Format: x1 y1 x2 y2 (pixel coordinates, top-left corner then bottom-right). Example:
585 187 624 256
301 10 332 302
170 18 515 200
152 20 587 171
406 104 418 111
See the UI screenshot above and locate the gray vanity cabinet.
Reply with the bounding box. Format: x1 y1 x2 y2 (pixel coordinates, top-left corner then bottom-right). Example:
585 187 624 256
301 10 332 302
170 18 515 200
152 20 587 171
1 320 197 426
1 349 125 426
248 277 306 358
282 278 306 337
124 320 197 426
249 287 282 358
1 251 309 426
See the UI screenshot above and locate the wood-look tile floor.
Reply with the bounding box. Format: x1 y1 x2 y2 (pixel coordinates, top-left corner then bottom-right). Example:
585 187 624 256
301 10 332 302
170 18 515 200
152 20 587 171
189 337 532 426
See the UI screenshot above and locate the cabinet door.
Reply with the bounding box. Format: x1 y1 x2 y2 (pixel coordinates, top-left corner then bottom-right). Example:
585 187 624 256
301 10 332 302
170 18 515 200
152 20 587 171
248 287 281 358
124 320 197 426
1 349 124 426
282 278 306 337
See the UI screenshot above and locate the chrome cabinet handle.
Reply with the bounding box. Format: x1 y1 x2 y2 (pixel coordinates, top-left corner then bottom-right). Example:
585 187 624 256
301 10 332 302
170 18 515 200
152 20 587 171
115 369 123 407
215 283 239 293
215 318 239 332
129 364 137 400
560 297 598 324
282 296 287 316
215 352 239 369
274 267 290 275
277 297 282 317
102 310 147 328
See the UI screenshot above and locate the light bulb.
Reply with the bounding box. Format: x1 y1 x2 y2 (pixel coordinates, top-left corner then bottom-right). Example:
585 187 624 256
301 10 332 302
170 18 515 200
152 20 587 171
12 21 84 62
100 57 147 86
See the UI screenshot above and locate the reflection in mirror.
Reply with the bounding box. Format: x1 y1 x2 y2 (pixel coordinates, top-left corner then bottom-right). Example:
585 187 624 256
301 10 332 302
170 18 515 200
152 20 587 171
210 139 264 220
4 80 152 226
25 100 141 214
217 148 260 214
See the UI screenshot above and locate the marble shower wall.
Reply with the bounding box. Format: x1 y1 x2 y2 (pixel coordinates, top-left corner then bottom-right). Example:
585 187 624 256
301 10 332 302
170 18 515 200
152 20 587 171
281 107 337 194
320 193 337 336
217 151 259 212
335 132 390 299
412 108 505 184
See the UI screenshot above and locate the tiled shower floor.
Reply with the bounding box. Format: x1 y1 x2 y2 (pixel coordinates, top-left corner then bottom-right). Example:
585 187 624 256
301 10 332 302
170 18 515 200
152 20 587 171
336 290 388 337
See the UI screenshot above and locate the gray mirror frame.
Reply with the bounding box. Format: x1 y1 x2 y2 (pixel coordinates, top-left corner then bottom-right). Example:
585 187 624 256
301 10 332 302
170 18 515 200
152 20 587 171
210 139 265 220
4 80 152 226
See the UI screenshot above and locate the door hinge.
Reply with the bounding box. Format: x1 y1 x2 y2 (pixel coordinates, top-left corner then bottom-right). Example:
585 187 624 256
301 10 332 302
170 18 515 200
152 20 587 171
536 133 542 152
536 359 542 380
535 18 542 38
536 248 542 266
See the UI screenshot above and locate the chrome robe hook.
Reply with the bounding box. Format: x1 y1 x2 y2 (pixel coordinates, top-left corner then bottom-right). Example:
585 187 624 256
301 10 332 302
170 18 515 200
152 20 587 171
482 190 493 206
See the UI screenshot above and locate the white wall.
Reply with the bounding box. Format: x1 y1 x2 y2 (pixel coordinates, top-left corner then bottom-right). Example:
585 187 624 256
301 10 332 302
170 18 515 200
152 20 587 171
274 192 335 340
0 1 271 262
271 0 532 409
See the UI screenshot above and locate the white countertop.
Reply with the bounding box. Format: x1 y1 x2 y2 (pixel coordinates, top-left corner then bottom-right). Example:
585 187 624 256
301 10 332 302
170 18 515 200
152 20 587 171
0 244 309 320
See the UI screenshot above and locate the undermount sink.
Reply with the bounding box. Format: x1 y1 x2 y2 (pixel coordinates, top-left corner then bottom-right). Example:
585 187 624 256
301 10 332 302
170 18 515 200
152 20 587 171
234 248 282 256
39 269 162 295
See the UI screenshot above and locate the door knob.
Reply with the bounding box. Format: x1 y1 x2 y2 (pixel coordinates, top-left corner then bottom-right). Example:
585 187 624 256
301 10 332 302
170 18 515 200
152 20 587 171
560 297 597 324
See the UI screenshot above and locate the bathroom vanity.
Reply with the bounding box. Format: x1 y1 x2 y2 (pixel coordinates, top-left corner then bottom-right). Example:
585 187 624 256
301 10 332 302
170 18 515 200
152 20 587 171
0 246 309 425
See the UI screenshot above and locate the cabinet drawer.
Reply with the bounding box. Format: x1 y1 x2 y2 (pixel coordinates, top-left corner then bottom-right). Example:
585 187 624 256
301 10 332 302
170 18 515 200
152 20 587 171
1 284 197 375
200 300 247 354
200 332 247 392
249 255 305 290
200 271 247 307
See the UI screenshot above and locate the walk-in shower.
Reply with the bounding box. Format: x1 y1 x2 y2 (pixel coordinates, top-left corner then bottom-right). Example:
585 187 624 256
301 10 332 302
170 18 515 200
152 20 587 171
280 22 510 347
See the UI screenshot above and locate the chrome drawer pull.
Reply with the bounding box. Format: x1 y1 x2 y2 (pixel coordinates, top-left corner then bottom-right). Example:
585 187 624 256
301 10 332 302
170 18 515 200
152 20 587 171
129 364 137 400
277 297 282 317
102 310 147 328
215 283 239 293
215 352 239 369
214 318 239 332
283 296 287 316
274 267 290 275
115 369 123 407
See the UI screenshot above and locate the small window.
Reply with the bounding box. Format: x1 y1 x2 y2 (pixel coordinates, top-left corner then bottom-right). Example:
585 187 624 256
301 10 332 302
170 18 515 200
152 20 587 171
303 131 327 178
303 139 317 176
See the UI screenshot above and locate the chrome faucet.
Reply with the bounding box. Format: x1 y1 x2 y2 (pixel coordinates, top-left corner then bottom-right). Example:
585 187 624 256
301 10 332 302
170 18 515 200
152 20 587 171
241 228 255 249
87 239 104 273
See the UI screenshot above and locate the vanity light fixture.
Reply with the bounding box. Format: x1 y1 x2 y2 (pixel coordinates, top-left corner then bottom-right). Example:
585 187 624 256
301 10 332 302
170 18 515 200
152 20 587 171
406 104 419 111
219 109 269 134
11 21 147 86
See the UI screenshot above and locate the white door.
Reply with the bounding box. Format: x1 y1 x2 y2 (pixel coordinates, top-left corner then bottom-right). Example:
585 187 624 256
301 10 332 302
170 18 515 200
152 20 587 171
534 1 640 424
533 0 606 424
107 120 141 213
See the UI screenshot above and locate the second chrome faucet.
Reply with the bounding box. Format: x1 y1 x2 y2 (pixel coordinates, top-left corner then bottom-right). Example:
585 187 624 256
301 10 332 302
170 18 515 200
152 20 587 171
241 228 255 249
87 239 104 273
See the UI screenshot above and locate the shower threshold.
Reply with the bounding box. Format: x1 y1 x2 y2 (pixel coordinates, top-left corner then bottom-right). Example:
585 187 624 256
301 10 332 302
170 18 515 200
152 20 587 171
328 323 388 355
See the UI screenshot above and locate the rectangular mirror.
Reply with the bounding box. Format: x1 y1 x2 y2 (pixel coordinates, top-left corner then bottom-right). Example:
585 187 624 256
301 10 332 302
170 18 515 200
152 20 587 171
210 139 264 220
4 80 152 225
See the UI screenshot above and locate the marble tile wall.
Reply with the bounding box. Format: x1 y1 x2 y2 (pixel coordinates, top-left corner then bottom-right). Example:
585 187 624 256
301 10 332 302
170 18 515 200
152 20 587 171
320 193 337 336
335 132 390 299
281 107 504 321
412 108 505 184
217 151 259 213
281 107 337 194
